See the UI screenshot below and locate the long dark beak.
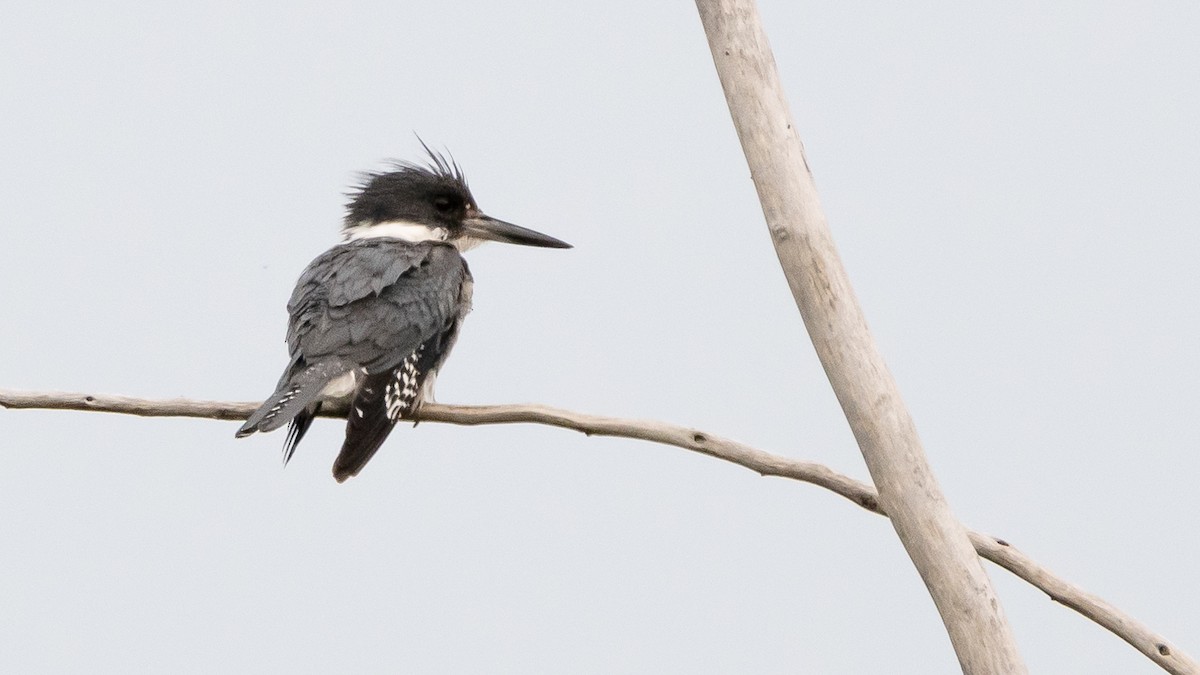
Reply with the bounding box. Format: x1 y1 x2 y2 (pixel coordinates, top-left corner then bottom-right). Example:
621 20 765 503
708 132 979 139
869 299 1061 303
462 214 572 249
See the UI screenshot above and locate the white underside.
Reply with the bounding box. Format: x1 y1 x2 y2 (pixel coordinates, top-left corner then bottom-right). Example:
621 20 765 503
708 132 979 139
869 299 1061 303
420 371 438 403
321 370 360 399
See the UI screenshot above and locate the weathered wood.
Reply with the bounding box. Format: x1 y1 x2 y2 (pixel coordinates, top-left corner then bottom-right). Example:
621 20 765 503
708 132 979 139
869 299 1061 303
2 388 1197 674
693 1 1027 672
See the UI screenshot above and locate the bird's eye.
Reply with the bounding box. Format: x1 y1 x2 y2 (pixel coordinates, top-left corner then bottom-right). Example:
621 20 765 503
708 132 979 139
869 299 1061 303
433 197 456 213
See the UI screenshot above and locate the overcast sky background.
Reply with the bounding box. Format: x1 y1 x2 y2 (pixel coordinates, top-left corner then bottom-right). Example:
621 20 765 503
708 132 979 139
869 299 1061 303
1 2 1197 673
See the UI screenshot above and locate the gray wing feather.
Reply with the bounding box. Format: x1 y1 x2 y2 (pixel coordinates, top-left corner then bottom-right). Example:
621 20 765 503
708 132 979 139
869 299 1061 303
286 239 468 374
236 356 353 436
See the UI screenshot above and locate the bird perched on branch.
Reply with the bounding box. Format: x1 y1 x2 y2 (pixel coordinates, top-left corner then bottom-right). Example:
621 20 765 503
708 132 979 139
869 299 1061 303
236 149 571 481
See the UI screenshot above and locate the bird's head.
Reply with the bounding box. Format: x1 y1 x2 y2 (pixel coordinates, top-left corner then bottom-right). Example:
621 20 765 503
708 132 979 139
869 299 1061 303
342 149 571 251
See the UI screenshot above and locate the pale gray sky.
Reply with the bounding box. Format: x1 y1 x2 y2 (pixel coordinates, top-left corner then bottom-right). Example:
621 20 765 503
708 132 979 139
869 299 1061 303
1 2 1197 673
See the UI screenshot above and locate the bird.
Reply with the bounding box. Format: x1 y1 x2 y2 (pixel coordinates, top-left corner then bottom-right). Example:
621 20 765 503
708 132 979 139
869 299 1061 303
236 149 571 482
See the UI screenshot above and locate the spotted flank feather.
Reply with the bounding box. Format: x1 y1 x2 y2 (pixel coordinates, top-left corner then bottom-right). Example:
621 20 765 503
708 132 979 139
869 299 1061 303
386 346 425 422
332 346 428 483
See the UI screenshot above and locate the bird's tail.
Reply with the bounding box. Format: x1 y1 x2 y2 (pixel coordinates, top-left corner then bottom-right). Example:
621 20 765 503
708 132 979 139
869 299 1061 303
236 358 353 438
282 404 320 464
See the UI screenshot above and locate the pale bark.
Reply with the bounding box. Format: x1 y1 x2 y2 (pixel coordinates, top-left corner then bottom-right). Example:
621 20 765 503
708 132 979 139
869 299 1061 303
694 0 1025 671
1 389 1196 675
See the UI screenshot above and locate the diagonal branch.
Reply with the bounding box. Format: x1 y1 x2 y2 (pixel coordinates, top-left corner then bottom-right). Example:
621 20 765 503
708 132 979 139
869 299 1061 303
694 2 1022 670
0 388 1195 675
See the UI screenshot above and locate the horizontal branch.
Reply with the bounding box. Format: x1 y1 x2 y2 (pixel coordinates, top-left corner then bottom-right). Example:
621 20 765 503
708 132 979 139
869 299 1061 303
1 388 1195 675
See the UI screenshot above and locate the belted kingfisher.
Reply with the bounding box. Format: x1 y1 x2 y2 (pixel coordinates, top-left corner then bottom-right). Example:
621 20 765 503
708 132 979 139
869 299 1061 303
236 150 571 482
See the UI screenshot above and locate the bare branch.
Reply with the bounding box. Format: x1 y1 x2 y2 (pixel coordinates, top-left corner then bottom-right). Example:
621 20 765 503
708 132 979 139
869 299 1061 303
968 534 1196 675
694 1 1023 671
1 389 1195 675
